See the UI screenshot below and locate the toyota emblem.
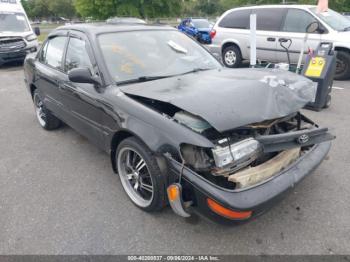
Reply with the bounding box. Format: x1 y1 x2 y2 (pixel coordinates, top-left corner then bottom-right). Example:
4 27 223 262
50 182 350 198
297 134 310 144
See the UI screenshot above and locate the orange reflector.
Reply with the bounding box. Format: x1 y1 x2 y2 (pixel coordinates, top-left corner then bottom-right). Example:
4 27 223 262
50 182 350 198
167 184 180 202
207 198 252 220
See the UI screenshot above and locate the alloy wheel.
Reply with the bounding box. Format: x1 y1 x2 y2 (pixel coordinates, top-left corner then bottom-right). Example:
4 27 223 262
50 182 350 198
224 50 237 66
35 96 46 127
117 147 154 207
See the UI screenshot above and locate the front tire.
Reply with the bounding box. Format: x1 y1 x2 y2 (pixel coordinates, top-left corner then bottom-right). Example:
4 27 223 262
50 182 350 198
335 51 350 80
33 90 62 130
116 137 167 212
222 45 242 68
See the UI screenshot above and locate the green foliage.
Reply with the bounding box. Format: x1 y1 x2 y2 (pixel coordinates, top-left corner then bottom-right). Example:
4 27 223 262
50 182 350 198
22 0 76 19
73 0 181 19
22 0 350 20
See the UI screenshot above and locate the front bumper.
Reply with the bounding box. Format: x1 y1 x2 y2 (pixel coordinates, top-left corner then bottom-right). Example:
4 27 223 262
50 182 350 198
198 33 212 45
168 142 331 224
0 46 37 65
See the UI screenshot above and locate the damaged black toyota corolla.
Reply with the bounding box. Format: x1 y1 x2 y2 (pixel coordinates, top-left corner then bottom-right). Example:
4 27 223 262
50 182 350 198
24 24 335 224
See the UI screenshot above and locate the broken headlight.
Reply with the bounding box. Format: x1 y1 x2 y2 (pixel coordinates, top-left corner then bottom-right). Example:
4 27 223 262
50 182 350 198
212 138 262 169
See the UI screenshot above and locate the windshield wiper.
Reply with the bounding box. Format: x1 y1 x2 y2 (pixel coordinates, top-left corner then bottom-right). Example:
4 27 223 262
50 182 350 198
117 68 215 86
117 75 171 86
179 67 214 76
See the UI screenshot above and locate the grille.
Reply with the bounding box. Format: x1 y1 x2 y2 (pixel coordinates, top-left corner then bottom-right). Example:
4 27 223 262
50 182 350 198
0 37 26 52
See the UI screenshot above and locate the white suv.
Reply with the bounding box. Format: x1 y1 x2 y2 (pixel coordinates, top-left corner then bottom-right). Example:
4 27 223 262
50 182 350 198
209 5 350 80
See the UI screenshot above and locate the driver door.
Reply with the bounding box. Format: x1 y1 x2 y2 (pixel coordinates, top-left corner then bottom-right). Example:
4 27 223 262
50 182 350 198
59 32 105 148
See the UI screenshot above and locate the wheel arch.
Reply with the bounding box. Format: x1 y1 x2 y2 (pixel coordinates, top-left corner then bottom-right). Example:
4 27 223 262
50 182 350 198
110 130 137 173
334 46 350 53
221 41 243 56
334 46 350 80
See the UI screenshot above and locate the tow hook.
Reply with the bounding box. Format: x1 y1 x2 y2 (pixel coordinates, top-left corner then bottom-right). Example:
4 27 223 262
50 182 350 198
167 183 191 218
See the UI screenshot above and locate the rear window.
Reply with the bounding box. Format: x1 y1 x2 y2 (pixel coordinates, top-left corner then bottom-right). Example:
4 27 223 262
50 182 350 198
219 9 251 29
252 8 287 31
192 19 210 28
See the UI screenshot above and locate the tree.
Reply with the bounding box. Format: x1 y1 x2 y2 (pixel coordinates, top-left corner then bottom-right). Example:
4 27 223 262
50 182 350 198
22 0 76 19
49 0 76 19
22 0 350 20
73 0 181 20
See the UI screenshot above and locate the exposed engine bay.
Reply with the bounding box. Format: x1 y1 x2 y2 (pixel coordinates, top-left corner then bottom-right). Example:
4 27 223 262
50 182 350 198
177 111 333 190
127 94 334 191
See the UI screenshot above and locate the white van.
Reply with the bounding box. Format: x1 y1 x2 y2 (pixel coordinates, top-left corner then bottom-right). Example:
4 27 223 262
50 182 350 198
209 5 350 80
0 0 39 66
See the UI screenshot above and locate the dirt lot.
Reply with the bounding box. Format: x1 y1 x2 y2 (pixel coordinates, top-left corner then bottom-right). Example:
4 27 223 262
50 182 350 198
0 64 349 255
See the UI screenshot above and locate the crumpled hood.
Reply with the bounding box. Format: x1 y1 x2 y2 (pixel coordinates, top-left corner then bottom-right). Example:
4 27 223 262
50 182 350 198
120 68 316 132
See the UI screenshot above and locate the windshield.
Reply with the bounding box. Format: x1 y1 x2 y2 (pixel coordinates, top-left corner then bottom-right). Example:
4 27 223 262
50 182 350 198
0 12 30 32
98 30 221 84
310 8 350 31
192 19 210 28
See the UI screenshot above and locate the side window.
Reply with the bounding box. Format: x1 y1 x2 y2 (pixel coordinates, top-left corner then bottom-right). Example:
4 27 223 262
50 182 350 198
253 8 286 31
45 37 67 69
219 9 251 29
64 37 93 73
283 9 318 33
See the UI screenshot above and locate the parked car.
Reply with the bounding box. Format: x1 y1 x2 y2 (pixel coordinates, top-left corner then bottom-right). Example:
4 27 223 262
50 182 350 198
0 0 40 66
24 23 334 224
209 5 350 80
106 17 147 25
178 18 212 44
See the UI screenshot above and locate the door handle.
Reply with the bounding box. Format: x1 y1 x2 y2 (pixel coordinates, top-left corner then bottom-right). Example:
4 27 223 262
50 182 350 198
279 38 291 43
267 37 276 42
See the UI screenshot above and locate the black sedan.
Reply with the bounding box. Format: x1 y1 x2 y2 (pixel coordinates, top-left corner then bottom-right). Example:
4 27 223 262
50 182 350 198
24 23 334 224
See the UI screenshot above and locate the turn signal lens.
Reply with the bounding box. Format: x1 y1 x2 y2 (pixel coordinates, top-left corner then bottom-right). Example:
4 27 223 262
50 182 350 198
167 184 180 202
207 198 252 220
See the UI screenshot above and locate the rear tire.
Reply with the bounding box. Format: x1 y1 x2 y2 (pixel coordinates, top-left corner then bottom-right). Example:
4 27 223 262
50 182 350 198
335 51 350 80
33 90 62 130
222 45 242 68
116 137 167 212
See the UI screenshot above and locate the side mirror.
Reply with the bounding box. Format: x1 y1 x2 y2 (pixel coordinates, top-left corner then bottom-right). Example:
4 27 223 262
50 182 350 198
68 68 101 85
306 21 320 34
34 27 41 36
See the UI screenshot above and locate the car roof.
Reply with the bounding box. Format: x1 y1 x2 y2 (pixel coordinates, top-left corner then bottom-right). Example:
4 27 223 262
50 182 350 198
230 4 316 11
53 23 176 36
182 18 208 21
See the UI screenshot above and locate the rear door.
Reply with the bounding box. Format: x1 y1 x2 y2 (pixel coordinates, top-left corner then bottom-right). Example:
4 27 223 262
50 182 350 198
35 34 69 120
252 8 287 63
276 8 321 64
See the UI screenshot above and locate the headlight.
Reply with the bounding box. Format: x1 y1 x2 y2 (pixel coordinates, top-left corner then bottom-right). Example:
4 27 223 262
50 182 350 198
26 34 37 42
212 138 262 168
